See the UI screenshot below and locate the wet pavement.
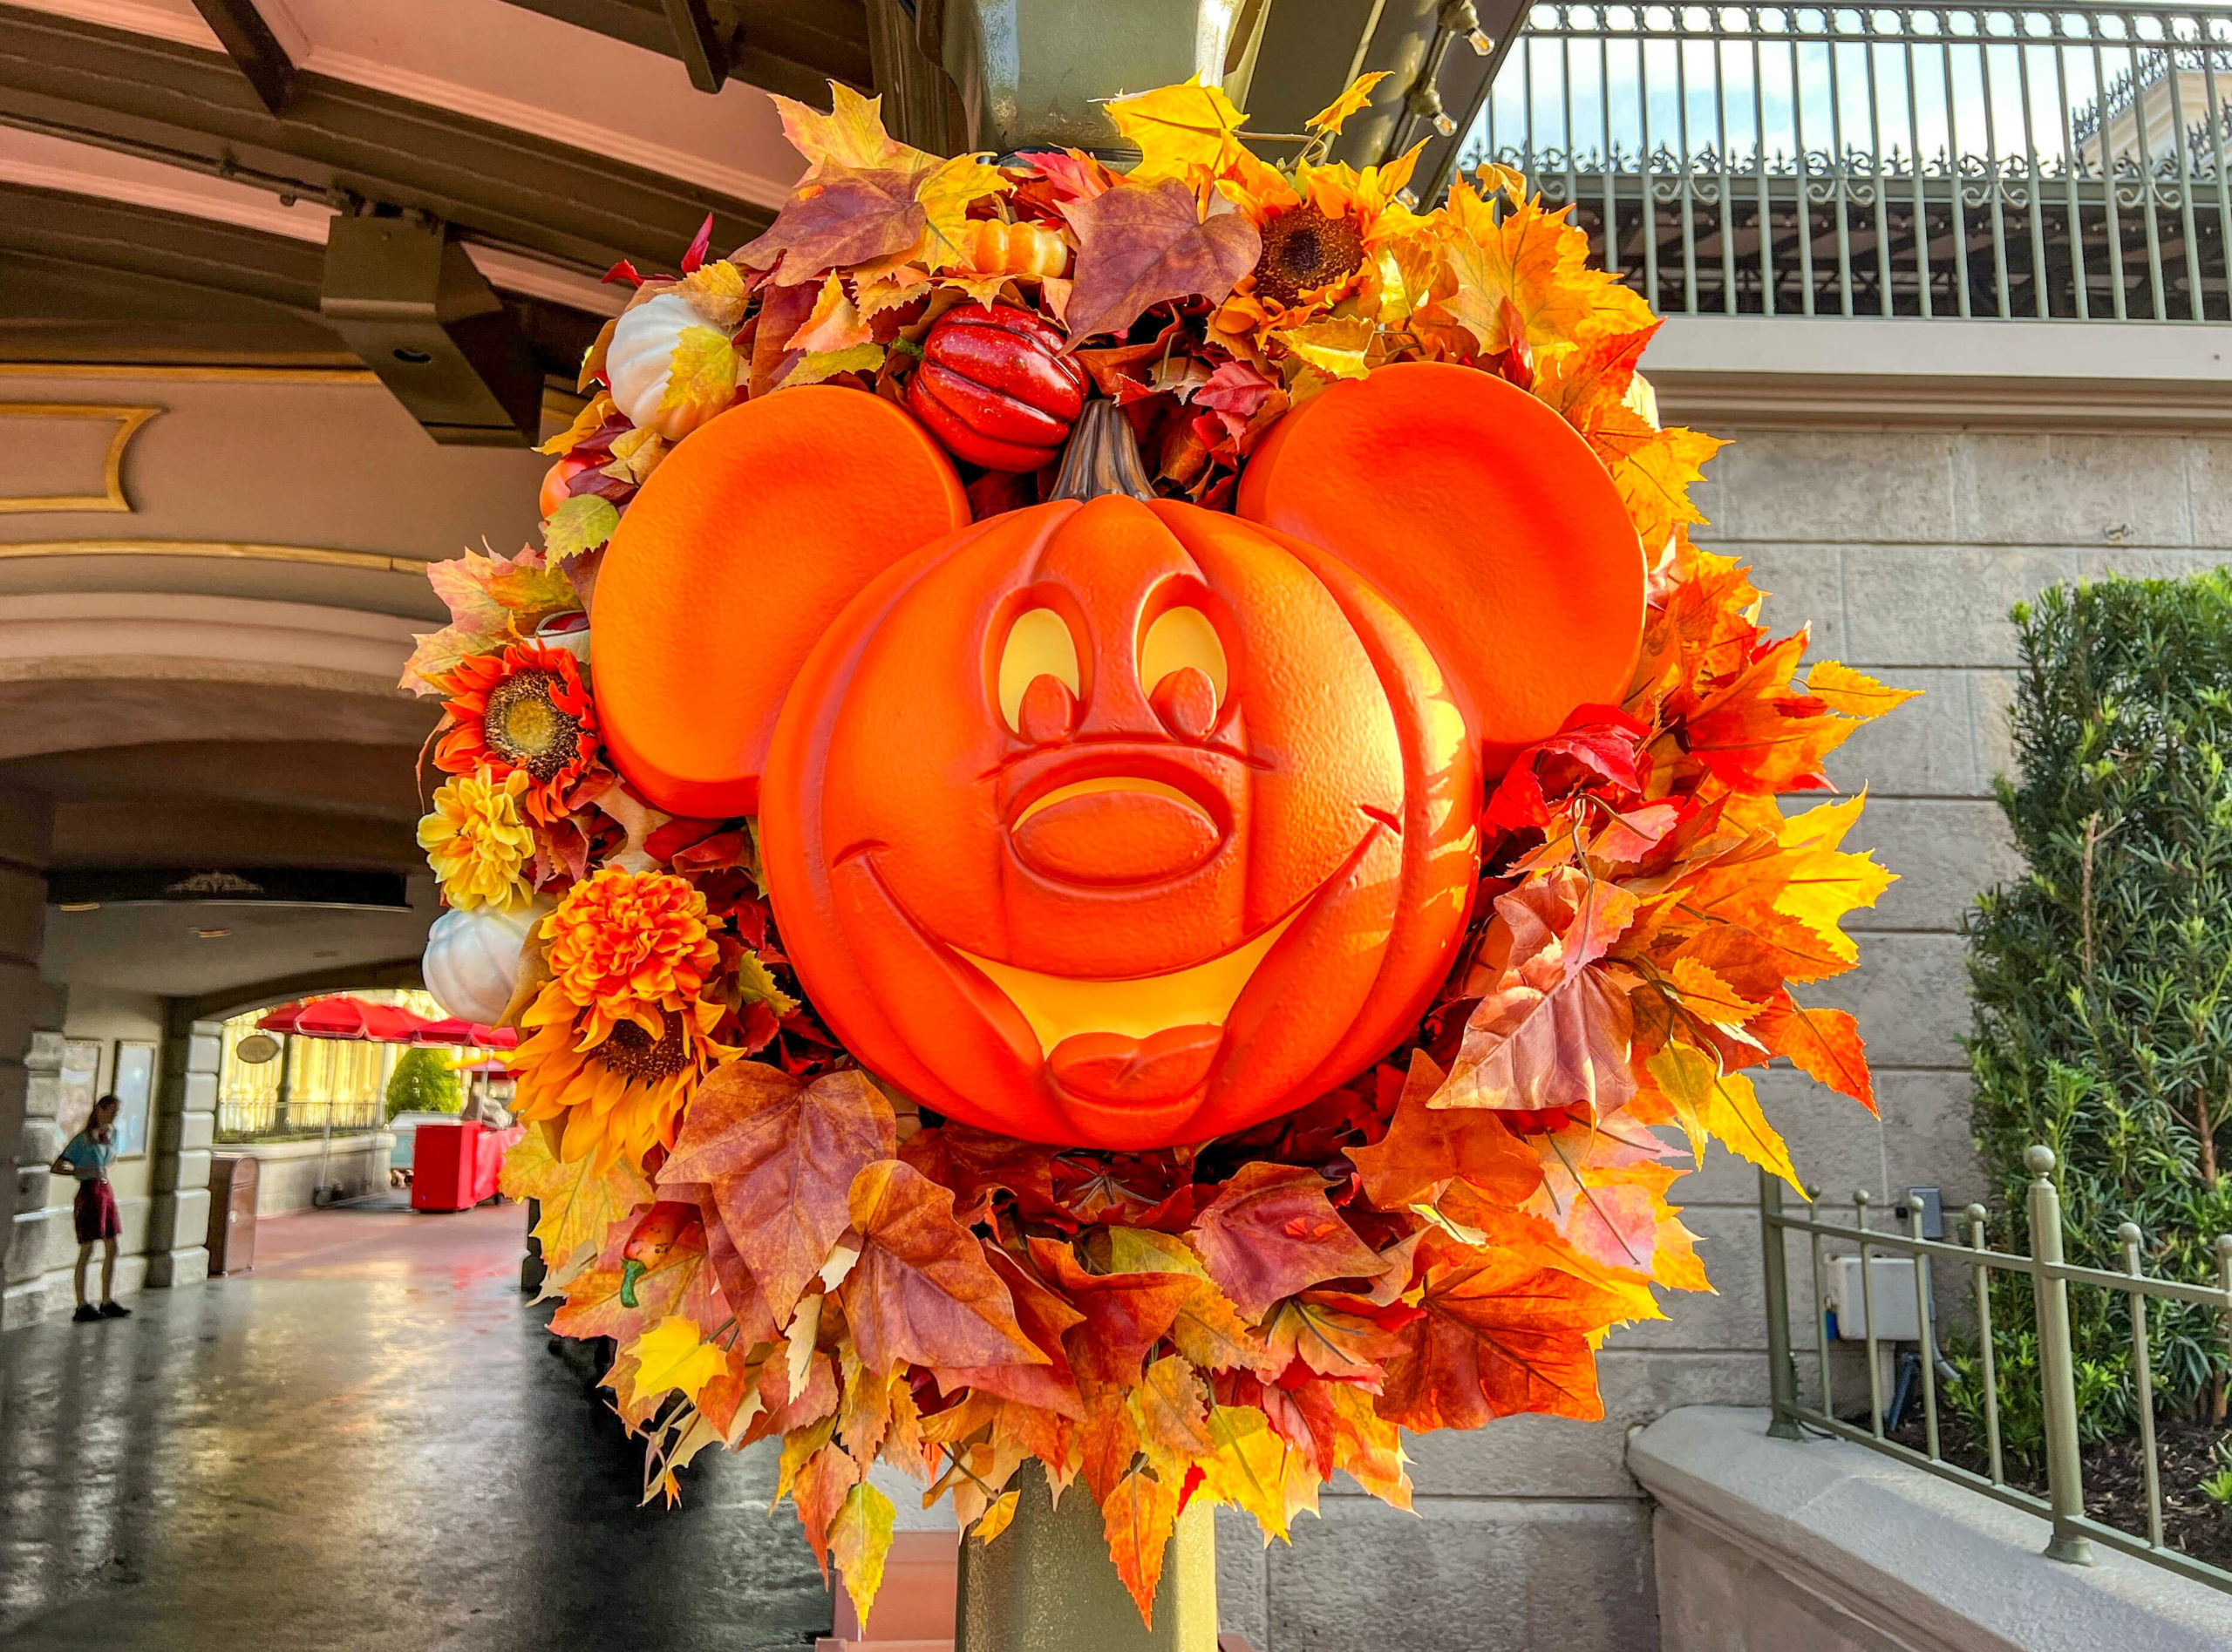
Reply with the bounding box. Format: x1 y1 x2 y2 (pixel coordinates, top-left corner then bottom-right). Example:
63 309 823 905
0 1196 831 1650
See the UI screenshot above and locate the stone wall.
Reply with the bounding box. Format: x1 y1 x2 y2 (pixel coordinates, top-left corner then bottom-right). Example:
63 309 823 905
1237 420 2232 1651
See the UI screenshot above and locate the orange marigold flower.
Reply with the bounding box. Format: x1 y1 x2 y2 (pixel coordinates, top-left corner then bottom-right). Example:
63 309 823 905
434 642 602 823
541 868 719 1047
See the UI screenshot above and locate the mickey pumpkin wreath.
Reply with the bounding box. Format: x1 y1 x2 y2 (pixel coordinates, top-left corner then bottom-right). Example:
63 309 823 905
404 75 1910 1628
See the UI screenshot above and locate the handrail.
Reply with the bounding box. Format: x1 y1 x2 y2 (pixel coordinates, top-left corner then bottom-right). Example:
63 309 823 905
1467 2 2232 319
1759 1146 2232 1589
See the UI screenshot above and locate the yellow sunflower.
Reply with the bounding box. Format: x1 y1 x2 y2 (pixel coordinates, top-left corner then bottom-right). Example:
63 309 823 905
510 868 736 1170
418 768 537 911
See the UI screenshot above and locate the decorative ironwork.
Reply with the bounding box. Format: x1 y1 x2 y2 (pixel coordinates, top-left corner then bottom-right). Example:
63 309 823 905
1463 3 2232 318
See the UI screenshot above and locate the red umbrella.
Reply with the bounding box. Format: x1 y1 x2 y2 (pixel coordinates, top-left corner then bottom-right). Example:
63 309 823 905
258 996 428 1043
409 1016 519 1050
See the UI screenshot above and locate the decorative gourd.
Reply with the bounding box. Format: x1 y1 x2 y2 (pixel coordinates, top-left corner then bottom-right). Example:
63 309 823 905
422 900 549 1026
907 303 1088 472
593 367 1646 1150
606 289 735 440
955 220 1072 282
539 457 591 518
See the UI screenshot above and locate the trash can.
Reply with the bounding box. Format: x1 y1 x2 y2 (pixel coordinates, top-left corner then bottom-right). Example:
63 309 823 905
206 1154 260 1274
410 1121 484 1212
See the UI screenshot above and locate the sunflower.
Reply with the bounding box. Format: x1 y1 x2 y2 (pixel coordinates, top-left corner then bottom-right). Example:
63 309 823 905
418 768 538 910
434 643 603 823
510 868 736 1170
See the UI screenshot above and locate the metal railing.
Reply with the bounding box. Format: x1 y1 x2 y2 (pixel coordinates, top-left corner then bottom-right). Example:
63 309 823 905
1466 3 2232 319
1760 1146 2232 1591
214 1096 383 1141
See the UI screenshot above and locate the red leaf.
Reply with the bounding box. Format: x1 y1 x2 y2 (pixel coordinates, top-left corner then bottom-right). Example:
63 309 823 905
602 258 643 287
681 211 714 275
657 1063 895 1322
1347 1050 1546 1209
1058 178 1261 346
1187 1164 1380 1320
1027 1237 1200 1392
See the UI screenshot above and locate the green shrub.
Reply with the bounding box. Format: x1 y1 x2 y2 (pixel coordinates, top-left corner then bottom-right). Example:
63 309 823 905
1962 569 2232 1447
385 1046 463 1120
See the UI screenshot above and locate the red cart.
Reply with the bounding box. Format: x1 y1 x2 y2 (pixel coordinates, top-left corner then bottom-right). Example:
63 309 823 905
409 1121 524 1212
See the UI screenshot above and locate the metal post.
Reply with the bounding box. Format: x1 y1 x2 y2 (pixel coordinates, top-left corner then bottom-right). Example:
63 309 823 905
1760 1169 1805 1438
2026 1146 2093 1565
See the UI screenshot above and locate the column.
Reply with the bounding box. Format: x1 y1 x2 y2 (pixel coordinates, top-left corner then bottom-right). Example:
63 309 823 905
144 1003 220 1288
0 785 54 1329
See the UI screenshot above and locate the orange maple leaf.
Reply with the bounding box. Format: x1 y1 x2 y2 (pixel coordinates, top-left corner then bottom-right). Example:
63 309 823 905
840 1160 1048 1377
1187 1163 1380 1319
1347 1050 1544 1208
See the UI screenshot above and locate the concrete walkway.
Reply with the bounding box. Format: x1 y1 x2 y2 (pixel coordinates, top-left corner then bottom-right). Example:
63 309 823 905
0 1196 830 1650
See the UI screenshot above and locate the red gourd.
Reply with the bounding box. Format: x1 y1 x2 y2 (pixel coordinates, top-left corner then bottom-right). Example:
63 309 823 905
907 303 1088 472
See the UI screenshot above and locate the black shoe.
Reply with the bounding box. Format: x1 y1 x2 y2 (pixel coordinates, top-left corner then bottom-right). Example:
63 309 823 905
99 1302 130 1319
72 1304 99 1322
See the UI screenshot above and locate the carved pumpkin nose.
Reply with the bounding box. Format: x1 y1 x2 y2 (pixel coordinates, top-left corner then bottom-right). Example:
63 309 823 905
1009 779 1222 886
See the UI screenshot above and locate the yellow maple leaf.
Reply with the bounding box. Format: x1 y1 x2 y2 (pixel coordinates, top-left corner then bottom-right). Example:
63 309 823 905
772 83 931 181
657 324 739 431
499 1125 652 1288
1807 660 1922 722
1770 796 1895 964
1646 1042 1800 1190
1665 955 1767 1030
830 1480 897 1628
1439 193 1657 353
1107 75 1247 187
539 390 613 457
1305 70 1391 136
1197 1404 1317 1541
1586 406 1725 553
972 1487 1020 1544
917 152 1014 271
1280 316 1378 380
625 1315 730 1404
785 343 887 389
679 259 752 330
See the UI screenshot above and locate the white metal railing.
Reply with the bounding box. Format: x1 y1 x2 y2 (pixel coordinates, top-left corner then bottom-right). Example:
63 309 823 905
1466 3 2232 319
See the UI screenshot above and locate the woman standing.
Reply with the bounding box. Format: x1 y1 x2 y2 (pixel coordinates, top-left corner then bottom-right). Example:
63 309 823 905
51 1094 130 1322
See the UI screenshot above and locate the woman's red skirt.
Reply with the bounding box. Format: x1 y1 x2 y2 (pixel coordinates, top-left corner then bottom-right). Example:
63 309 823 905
73 1179 119 1243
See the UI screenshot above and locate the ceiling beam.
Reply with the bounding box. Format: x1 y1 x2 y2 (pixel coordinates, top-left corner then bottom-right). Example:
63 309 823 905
0 5 772 276
661 0 732 93
187 0 296 116
495 0 872 104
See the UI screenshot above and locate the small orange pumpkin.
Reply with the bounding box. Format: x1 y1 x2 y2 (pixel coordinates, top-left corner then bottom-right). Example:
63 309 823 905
593 367 1645 1149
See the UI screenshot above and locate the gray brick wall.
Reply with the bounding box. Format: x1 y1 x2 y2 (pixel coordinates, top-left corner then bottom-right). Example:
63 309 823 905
1249 426 2232 1651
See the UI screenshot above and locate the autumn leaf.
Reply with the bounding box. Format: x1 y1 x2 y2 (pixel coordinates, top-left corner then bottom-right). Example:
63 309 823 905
657 324 739 430
1128 1354 1215 1477
1106 75 1247 185
936 1246 1086 1418
658 1062 895 1322
1758 998 1876 1112
543 493 618 561
1380 1232 1638 1431
918 151 1013 269
772 84 932 180
830 1479 897 1627
1028 1238 1201 1392
1323 1381 1412 1506
841 1159 1046 1376
401 547 578 694
973 1487 1021 1543
1060 178 1262 346
501 1125 653 1286
540 390 614 456
1305 71 1391 136
1262 1297 1404 1385
737 166 929 282
1187 1163 1380 1320
1438 192 1657 354
1280 316 1378 380
1435 869 1640 1116
1198 1404 1317 1542
1646 1040 1800 1189
1587 408 1727 554
623 1315 729 1405
793 1442 864 1577
1349 1050 1545 1208
786 343 887 388
787 274 874 353
677 259 752 330
1102 1465 1183 1625
1805 659 1921 721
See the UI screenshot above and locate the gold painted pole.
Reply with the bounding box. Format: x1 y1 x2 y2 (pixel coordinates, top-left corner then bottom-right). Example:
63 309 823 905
956 1465 1218 1652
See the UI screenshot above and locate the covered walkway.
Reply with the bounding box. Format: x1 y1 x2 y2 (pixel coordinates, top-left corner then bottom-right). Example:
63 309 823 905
0 1200 829 1650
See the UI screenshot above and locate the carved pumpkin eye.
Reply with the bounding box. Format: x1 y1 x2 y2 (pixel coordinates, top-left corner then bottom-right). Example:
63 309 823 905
997 607 1081 731
1139 606 1228 710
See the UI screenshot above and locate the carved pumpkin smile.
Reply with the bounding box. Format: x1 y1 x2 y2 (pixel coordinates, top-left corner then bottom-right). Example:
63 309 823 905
591 371 1650 1149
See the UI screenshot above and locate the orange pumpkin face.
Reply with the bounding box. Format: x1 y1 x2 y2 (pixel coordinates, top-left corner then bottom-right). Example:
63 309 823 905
594 366 1648 1149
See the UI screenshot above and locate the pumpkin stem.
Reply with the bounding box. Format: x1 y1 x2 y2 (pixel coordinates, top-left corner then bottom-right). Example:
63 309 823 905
1049 400 1156 504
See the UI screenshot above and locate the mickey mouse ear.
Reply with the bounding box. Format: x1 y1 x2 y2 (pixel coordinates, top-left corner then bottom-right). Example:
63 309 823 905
592 386 971 819
1235 363 1647 770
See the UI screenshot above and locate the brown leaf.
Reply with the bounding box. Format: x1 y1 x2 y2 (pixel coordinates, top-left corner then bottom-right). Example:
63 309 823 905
841 1160 1046 1376
1187 1163 1380 1320
1347 1050 1545 1208
657 1062 895 1322
1060 178 1261 346
736 165 928 283
1027 1238 1199 1391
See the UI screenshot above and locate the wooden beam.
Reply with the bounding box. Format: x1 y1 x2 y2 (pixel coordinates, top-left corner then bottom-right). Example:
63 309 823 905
187 0 295 115
660 0 732 92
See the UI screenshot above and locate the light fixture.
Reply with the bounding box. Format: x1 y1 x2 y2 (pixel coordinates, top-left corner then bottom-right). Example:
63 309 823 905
57 901 99 913
193 926 231 940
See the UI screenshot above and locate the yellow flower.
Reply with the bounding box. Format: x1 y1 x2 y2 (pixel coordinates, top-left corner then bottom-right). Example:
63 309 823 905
418 768 537 911
509 868 736 1171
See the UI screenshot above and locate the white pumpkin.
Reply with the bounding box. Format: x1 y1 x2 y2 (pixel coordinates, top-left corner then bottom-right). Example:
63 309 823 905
606 289 733 439
422 900 550 1026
